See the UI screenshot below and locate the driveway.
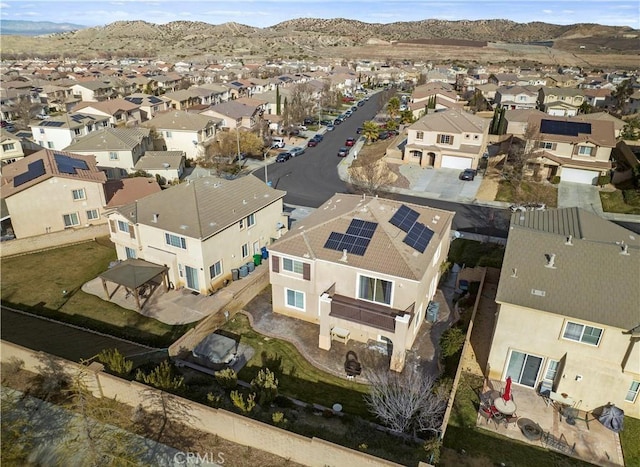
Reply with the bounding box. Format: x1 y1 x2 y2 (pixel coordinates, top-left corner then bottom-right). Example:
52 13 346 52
557 182 603 214
398 166 482 203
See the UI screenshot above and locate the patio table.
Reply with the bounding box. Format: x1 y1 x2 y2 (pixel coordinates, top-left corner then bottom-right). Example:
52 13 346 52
493 396 517 415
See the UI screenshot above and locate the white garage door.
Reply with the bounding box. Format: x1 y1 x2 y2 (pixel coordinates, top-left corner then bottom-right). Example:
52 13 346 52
441 155 471 170
561 168 598 185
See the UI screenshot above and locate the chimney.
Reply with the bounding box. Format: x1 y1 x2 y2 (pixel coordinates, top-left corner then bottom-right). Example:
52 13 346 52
340 249 348 262
565 235 573 245
152 213 159 223
545 253 556 269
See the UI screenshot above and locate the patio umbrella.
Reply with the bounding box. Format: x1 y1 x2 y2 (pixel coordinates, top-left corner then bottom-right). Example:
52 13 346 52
503 376 513 401
599 404 624 433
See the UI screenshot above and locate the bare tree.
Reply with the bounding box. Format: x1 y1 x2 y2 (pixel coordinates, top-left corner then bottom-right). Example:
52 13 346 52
348 154 394 196
13 94 42 129
287 83 315 126
503 123 540 186
364 369 448 438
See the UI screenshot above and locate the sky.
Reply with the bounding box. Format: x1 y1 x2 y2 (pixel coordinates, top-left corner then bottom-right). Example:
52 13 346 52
0 0 638 29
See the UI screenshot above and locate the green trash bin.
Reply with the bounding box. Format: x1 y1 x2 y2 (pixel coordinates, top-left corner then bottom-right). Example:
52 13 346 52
253 254 262 266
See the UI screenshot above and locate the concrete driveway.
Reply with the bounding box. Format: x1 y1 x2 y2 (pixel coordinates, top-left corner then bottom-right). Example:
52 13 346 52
398 166 482 203
558 182 603 214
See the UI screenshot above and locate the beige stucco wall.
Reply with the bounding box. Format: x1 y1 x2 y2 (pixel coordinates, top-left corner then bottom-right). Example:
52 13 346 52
404 124 487 169
7 176 107 239
487 303 640 417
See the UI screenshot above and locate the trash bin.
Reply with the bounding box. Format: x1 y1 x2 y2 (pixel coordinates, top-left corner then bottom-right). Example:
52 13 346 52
261 246 269 259
426 301 440 323
246 261 255 273
232 268 240 281
253 254 262 266
238 265 248 278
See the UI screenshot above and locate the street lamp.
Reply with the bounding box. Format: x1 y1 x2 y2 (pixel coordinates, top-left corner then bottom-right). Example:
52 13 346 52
264 149 270 186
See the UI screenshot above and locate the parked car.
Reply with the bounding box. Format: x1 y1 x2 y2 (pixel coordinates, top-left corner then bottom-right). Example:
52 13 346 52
351 106 358 112
276 151 292 162
345 137 355 147
320 119 332 126
378 131 390 140
326 124 335 131
312 134 324 142
333 118 343 125
337 147 349 157
307 139 318 147
356 127 363 134
271 137 285 148
357 101 365 107
344 110 353 117
289 147 305 157
459 169 477 181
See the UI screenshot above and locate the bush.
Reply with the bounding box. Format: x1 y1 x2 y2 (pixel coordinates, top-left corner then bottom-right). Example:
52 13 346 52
440 327 466 358
623 189 640 206
272 411 287 425
135 360 184 391
550 175 561 184
96 348 133 376
230 390 256 414
207 392 223 408
214 368 238 389
597 174 611 187
251 368 279 405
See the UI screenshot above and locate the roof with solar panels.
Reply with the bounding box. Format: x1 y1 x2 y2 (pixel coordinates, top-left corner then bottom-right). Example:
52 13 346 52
269 193 454 280
1 149 106 198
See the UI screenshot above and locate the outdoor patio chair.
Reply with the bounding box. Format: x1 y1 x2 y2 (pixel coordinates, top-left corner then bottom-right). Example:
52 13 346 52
502 414 519 427
478 406 499 427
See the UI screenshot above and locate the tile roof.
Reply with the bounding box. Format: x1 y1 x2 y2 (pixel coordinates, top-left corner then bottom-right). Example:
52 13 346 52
408 109 488 134
105 177 162 207
207 101 259 119
116 175 286 240
72 98 139 115
497 208 640 330
269 194 454 280
64 127 150 152
134 151 185 170
528 114 616 147
141 110 218 131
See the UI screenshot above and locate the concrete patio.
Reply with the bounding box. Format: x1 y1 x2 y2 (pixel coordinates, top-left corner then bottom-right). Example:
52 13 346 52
476 381 623 466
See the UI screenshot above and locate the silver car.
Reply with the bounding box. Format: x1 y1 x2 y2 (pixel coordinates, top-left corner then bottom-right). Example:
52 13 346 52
289 147 305 157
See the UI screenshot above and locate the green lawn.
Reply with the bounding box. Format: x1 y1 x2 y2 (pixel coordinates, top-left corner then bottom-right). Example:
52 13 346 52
448 238 505 269
600 189 640 215
496 180 558 207
620 416 640 466
444 372 593 466
219 313 371 418
1 238 193 347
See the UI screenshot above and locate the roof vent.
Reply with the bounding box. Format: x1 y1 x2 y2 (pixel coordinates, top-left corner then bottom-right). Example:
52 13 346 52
531 289 546 297
243 199 247 205
511 268 518 278
162 162 170 168
152 213 159 223
621 243 630 256
432 215 440 224
340 249 348 262
545 253 556 269
565 235 573 245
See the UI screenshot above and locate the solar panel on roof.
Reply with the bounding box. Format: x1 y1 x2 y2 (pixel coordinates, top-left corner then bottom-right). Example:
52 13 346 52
54 153 89 174
41 121 64 127
148 96 162 104
126 97 143 105
231 81 244 87
403 222 434 253
323 219 377 256
13 159 45 187
345 219 378 238
540 119 591 137
389 204 419 232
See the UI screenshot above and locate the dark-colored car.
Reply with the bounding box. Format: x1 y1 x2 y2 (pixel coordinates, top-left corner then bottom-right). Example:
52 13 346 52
276 151 292 162
312 134 324 141
356 127 363 134
345 137 355 147
307 139 318 147
320 119 332 126
378 131 390 140
333 118 343 125
337 147 349 157
459 169 477 181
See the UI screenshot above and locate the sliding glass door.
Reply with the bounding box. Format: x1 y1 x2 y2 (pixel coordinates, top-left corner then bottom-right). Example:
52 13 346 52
505 350 543 388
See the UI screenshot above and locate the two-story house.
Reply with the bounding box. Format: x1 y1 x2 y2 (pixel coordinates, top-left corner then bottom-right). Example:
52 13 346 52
31 113 112 150
0 129 25 167
494 85 540 110
0 149 107 238
201 101 262 131
72 99 143 127
163 89 202 111
538 87 585 117
107 175 288 294
403 109 490 169
123 93 171 121
525 115 615 184
487 208 640 418
70 80 115 102
141 111 220 160
268 194 454 372
63 127 152 179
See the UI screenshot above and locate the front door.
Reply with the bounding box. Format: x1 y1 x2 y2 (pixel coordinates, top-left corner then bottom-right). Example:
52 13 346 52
185 265 199 291
505 350 543 388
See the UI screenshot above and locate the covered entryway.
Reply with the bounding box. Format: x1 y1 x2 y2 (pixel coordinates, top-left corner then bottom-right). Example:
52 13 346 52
99 259 169 311
561 168 599 185
441 155 472 169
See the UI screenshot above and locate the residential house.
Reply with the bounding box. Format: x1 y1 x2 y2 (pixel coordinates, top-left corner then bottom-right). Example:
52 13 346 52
0 149 107 238
70 80 115 102
488 73 519 87
202 101 261 131
494 85 540 110
525 114 615 184
0 129 25 167
154 73 184 93
63 127 152 179
133 150 186 184
72 99 143 127
123 93 171 121
31 113 111 150
163 89 202 111
578 112 626 139
141 110 220 160
502 109 548 136
107 176 288 294
268 194 454 372
538 87 585 117
409 82 461 117
487 208 640 418
403 109 490 169
38 84 75 113
189 84 229 105
104 177 161 209
582 88 614 110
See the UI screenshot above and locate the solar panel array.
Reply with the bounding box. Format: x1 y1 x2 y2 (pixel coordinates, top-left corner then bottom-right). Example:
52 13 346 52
389 204 419 232
540 119 591 137
40 121 65 127
126 97 143 105
53 153 89 174
230 81 244 87
71 114 95 123
323 219 378 256
14 159 46 187
148 96 163 104
389 204 435 253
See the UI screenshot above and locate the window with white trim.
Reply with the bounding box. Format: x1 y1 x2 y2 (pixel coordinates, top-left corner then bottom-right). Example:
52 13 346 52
2 143 15 151
109 151 119 160
539 141 553 149
47 141 55 148
626 381 640 403
577 146 593 156
74 128 82 136
285 288 305 310
72 188 86 200
125 247 137 259
438 134 453 144
63 212 79 227
247 213 255 227
209 260 222 279
86 209 99 220
117 220 129 233
543 359 559 382
241 243 249 258
416 131 424 140
165 131 172 138
562 321 603 346
165 233 187 249
283 258 304 274
358 275 392 306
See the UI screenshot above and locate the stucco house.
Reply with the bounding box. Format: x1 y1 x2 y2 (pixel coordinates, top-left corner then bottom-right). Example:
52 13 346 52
487 208 640 418
201 101 262 131
133 150 185 184
538 87 585 117
30 112 111 150
403 109 490 169
123 93 171 121
107 176 287 294
0 129 25 167
524 114 615 184
70 80 115 102
268 194 454 371
0 149 107 238
72 99 143 127
494 85 540 110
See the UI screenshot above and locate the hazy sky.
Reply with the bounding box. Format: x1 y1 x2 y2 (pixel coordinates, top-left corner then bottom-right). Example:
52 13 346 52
1 0 638 28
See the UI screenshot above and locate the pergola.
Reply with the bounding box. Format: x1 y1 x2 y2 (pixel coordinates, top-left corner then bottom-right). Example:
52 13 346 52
99 259 169 311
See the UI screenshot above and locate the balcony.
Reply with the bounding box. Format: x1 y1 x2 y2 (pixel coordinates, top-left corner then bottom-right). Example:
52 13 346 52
329 294 411 332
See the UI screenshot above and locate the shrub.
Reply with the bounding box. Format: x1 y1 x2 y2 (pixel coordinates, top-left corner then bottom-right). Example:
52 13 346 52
251 368 279 405
551 175 561 184
207 392 223 408
135 360 184 391
214 368 238 389
96 348 133 376
440 327 466 358
597 174 611 187
623 189 640 206
272 411 287 425
230 390 256 414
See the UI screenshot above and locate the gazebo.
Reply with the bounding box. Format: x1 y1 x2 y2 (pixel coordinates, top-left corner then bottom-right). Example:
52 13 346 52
99 259 169 311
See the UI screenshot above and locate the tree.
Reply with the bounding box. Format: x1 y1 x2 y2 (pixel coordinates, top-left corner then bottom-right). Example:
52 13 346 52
439 327 466 357
275 86 281 115
612 79 635 113
204 129 264 165
621 117 640 140
348 155 394 196
386 96 401 120
13 94 42 129
287 83 315 125
399 109 415 125
362 120 380 143
250 368 279 405
364 369 448 438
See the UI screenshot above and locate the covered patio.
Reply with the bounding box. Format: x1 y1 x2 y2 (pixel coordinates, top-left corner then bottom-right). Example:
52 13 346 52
99 259 169 311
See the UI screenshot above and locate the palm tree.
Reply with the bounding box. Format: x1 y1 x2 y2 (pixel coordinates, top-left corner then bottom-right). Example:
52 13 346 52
362 121 380 143
386 96 401 119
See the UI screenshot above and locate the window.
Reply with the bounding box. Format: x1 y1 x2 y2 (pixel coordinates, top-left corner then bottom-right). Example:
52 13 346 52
544 359 559 382
239 218 245 229
117 220 129 233
72 188 86 200
539 142 553 149
47 142 55 148
209 260 222 279
286 289 305 310
125 247 136 259
247 213 255 227
563 321 603 346
63 212 79 227
109 151 119 160
626 381 640 403
165 131 172 138
416 131 424 140
577 146 593 156
241 243 249 258
358 275 392 306
506 350 543 388
39 128 45 134
165 233 187 249
74 128 82 136
86 209 99 220
283 258 304 274
432 243 442 266
2 143 15 151
438 134 453 145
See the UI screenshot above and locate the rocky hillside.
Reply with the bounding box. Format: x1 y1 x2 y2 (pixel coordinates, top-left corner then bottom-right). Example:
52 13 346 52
0 18 637 62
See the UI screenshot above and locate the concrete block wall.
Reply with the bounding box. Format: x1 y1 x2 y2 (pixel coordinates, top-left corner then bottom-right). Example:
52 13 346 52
1 224 110 258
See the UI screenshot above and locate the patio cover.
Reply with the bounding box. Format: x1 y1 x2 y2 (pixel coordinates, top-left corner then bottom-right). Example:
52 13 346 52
192 333 237 366
99 259 168 310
